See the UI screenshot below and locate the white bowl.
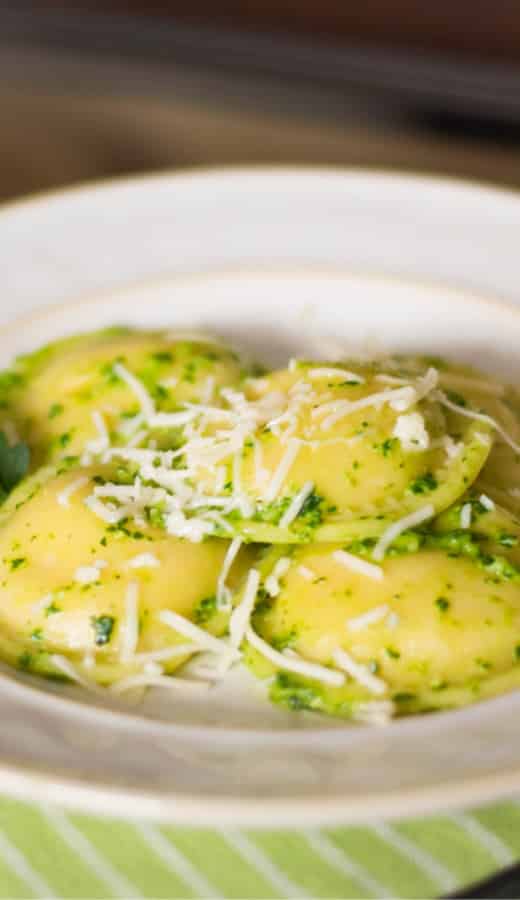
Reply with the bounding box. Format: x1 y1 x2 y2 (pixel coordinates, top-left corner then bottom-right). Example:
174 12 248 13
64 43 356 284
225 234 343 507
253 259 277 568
1 168 520 825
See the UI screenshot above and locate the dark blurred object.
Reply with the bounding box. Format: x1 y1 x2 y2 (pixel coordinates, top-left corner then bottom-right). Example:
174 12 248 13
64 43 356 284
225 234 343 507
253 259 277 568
5 2 520 125
445 861 520 898
37 0 520 61
0 1 519 203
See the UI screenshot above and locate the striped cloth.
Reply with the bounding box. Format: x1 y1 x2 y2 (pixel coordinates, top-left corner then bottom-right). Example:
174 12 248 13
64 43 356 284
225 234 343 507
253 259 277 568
0 797 518 897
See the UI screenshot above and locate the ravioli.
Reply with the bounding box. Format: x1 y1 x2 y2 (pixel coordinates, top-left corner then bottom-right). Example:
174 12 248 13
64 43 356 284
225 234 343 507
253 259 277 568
243 542 520 719
7 328 244 465
179 361 492 543
0 328 519 724
0 466 250 685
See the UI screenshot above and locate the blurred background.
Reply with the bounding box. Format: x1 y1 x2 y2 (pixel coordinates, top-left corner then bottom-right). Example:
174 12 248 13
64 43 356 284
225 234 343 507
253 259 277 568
1 1 519 202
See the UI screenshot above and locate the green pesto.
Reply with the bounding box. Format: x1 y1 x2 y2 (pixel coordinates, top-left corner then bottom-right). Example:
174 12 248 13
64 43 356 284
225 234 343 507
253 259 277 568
91 615 115 647
44 601 61 617
194 595 218 625
436 596 451 612
47 403 64 420
0 433 30 498
409 472 438 494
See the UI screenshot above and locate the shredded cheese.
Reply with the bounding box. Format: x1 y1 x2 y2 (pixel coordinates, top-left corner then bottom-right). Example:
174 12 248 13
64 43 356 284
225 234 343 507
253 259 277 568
134 645 194 663
229 568 260 649
111 673 210 694
264 556 292 597
120 581 139 662
393 412 429 452
308 368 364 383
332 549 383 581
333 647 388 696
217 536 243 608
346 605 390 632
353 700 395 725
245 626 345 687
479 494 495 511
278 481 315 529
159 609 240 659
113 362 155 420
57 476 89 508
74 565 101 585
387 612 400 629
437 390 518 453
298 565 316 581
50 654 100 691
460 503 472 529
128 553 160 569
263 438 300 503
372 504 434 562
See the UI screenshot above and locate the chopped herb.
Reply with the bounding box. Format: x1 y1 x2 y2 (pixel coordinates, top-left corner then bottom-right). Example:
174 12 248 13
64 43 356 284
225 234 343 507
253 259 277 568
151 351 173 364
0 432 30 496
48 403 64 419
91 615 115 646
270 672 321 712
44 601 61 617
18 651 32 671
446 389 467 407
56 455 80 474
31 628 43 641
58 432 72 448
385 646 401 659
498 533 518 549
297 489 325 530
378 438 398 457
409 472 438 494
271 629 298 652
436 596 450 612
515 644 520 662
9 557 27 571
101 359 124 385
194 595 217 625
393 692 416 703
148 507 165 529
475 657 492 671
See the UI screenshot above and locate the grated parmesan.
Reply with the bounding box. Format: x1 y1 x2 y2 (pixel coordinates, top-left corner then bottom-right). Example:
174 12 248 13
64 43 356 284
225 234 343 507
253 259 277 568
264 556 292 597
159 609 240 660
460 503 472 529
308 368 364 383
74 565 101 585
57 476 89 508
437 391 518 453
346 605 390 632
217 536 243 608
333 647 388 696
128 553 160 569
263 437 301 503
229 568 260 649
392 412 429 452
372 504 434 562
120 581 140 662
113 362 155 420
111 673 210 694
332 550 383 581
353 700 395 725
245 626 345 687
50 654 100 692
298 565 316 581
278 481 315 529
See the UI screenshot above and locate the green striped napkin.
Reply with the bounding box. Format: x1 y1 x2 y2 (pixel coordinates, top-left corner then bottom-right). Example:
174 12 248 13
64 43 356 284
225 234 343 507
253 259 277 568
0 796 518 898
